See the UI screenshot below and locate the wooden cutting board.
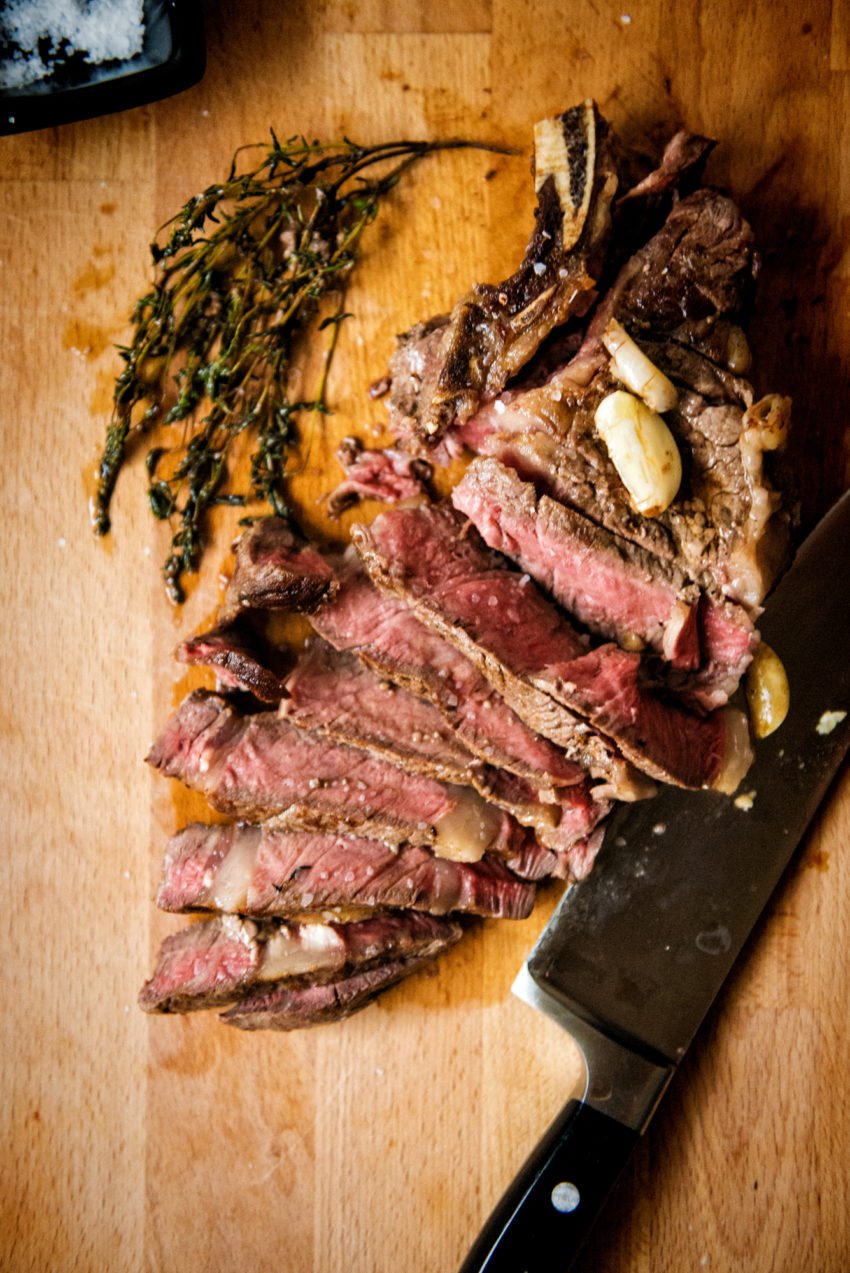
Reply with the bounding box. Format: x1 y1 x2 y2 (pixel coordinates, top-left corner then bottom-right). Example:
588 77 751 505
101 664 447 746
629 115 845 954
2 3 849 1270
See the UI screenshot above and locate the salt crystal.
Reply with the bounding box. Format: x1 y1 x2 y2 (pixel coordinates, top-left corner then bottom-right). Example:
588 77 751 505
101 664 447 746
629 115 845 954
533 261 546 276
1 0 146 91
816 709 846 735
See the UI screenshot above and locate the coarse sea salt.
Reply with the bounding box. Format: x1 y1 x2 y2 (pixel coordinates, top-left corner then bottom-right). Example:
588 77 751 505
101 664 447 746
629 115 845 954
816 709 847 736
0 0 145 91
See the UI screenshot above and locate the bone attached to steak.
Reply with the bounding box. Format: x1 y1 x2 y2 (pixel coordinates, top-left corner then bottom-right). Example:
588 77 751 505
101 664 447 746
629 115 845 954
353 505 751 792
455 188 791 612
139 910 462 1014
219 517 337 623
452 457 757 706
157 823 538 919
147 690 532 864
220 955 438 1031
396 101 618 445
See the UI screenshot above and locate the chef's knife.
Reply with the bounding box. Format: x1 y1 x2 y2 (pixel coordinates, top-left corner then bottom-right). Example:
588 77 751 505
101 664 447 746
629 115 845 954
459 490 850 1273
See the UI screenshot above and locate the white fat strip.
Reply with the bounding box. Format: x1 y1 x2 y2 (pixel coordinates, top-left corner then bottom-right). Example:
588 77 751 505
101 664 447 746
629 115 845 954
259 924 346 981
208 835 259 912
432 786 504 862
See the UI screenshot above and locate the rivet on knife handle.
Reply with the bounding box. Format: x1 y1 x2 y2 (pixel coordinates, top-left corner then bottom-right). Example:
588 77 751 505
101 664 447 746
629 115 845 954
458 1099 639 1273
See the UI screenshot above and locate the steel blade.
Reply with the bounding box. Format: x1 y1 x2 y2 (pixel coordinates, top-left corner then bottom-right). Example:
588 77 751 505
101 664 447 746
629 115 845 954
526 491 850 1065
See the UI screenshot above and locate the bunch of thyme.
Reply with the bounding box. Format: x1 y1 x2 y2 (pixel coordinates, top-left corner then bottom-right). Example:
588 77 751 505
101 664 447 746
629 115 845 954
93 132 507 602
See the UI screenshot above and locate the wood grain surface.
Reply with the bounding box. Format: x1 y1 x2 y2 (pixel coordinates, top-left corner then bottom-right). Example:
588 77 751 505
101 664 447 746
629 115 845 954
2 2 849 1270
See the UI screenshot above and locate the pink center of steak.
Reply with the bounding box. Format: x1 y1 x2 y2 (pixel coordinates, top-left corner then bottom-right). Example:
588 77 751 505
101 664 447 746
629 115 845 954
312 557 585 788
452 458 701 668
284 640 474 778
149 690 456 828
139 918 259 1010
355 506 736 790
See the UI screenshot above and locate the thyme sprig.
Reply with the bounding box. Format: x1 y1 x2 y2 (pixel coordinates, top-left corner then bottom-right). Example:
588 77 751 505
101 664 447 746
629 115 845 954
94 132 510 602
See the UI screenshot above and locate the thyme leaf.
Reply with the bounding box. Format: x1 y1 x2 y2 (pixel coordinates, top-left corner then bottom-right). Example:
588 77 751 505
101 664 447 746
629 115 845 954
94 132 510 602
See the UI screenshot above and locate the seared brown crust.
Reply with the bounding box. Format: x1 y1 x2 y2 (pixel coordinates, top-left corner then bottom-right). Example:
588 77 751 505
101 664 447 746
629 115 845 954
176 619 286 703
219 516 337 622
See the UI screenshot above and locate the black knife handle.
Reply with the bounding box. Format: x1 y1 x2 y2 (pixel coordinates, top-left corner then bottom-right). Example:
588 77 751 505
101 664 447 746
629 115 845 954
458 1099 639 1273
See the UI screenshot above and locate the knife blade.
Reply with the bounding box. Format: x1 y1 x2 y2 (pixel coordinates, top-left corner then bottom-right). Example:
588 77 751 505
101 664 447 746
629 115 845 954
459 490 850 1273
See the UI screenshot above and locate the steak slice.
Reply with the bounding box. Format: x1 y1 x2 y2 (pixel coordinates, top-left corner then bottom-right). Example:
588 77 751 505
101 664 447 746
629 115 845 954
157 823 538 919
187 525 599 798
219 517 337 623
220 955 438 1031
312 555 615 795
452 457 757 706
398 101 619 444
460 373 790 613
283 638 608 866
353 505 751 792
176 618 285 704
283 639 479 784
147 690 532 863
139 911 462 1014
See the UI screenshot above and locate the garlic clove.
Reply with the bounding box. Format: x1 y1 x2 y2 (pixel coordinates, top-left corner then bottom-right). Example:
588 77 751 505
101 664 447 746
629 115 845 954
602 318 678 414
746 643 789 739
594 390 683 518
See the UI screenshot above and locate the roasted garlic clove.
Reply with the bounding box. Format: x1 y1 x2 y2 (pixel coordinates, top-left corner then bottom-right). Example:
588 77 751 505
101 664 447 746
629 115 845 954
594 389 682 517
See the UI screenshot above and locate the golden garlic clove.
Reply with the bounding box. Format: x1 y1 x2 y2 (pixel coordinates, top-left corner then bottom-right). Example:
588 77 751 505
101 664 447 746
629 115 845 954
746 643 790 739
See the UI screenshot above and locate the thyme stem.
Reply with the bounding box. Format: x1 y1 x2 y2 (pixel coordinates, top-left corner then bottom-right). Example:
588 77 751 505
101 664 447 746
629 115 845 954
94 131 512 603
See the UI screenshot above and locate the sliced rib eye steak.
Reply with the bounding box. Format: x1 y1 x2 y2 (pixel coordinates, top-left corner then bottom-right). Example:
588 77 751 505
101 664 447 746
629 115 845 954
310 555 650 799
283 637 608 865
220 955 438 1031
157 823 538 920
283 638 482 784
147 690 532 864
139 911 462 1014
452 457 757 707
353 505 751 792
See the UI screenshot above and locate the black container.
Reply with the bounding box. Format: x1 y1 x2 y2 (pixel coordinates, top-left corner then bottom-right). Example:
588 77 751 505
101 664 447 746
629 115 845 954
1 0 205 137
